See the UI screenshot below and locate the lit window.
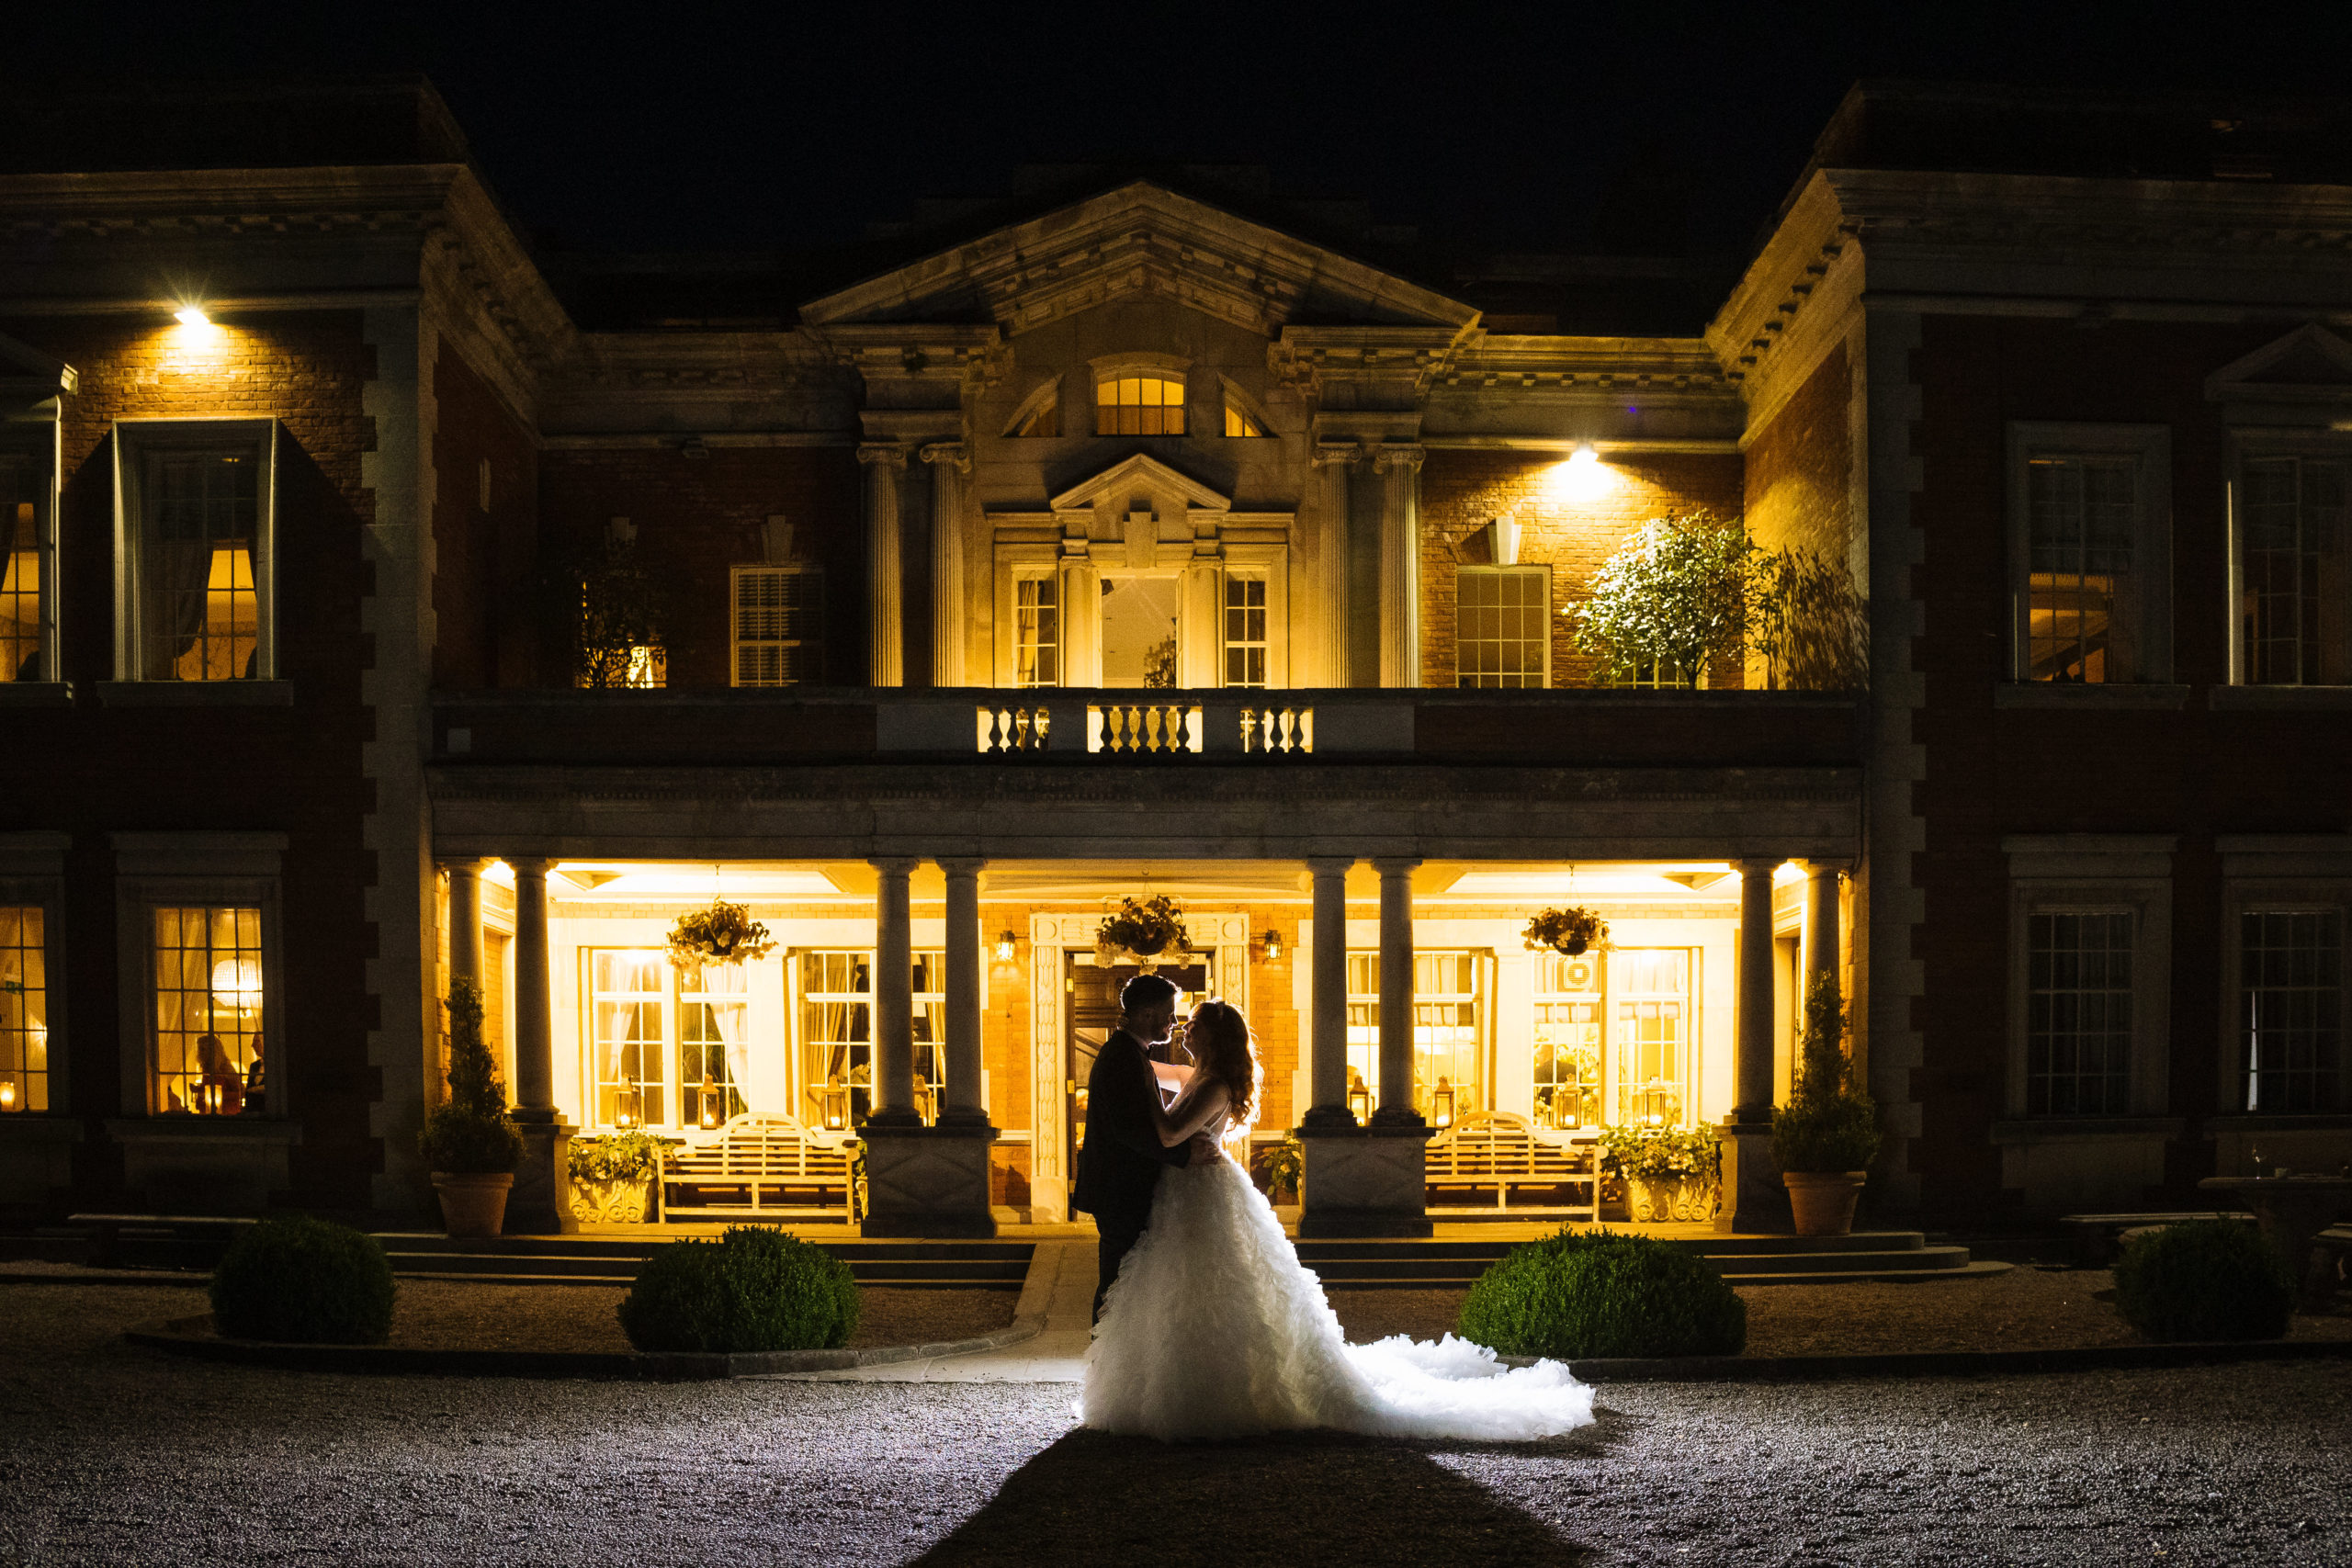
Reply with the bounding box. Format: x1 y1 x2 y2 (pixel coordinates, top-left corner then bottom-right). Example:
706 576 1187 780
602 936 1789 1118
1223 400 1268 438
797 950 946 1131
1344 952 1487 1121
1096 376 1185 436
2026 911 2133 1115
586 950 669 1129
680 964 750 1129
153 906 263 1116
1457 566 1551 688
1102 576 1180 688
731 565 824 687
1611 949 1690 1127
2242 909 2342 1112
2007 425 2169 685
1009 392 1059 438
117 424 277 682
0 908 48 1112
1532 951 1604 1130
2240 457 2349 685
616 645 666 688
1223 573 1267 688
1 451 51 682
1015 574 1059 687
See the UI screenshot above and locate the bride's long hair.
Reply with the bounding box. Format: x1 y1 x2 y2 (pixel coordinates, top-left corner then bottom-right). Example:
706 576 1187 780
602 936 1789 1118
1185 998 1260 1137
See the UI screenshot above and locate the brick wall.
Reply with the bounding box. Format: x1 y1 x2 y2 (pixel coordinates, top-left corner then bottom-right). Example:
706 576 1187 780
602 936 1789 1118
537 446 862 688
431 345 539 687
0 310 381 1213
1419 450 1746 688
1743 347 1850 560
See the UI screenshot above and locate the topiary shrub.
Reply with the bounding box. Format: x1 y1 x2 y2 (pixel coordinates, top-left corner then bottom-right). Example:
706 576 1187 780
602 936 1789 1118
209 1214 396 1345
1457 1228 1746 1359
1772 974 1882 1173
617 1225 859 1354
419 979 522 1175
2113 1220 2294 1343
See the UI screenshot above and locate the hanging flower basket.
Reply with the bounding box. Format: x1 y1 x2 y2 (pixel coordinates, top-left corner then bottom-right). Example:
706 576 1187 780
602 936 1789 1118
1523 906 1609 957
1095 895 1192 970
665 898 776 972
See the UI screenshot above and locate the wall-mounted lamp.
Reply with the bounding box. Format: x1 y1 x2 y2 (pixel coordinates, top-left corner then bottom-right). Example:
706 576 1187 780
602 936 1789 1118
173 306 211 329
1550 440 1615 504
0 1080 17 1112
1260 929 1283 962
994 930 1019 962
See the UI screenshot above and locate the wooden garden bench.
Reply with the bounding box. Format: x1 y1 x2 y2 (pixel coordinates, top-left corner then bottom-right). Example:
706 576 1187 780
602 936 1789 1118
2056 1211 2253 1266
657 1112 856 1221
1424 1111 1600 1219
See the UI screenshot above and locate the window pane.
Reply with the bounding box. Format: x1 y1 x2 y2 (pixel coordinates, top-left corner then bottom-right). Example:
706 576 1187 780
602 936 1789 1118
1096 377 1185 437
2026 911 2135 1114
153 905 264 1115
144 447 263 682
2242 457 2350 686
0 461 42 682
2243 909 2343 1112
587 950 668 1128
0 907 48 1111
1015 576 1059 687
1456 567 1549 688
2027 455 2141 683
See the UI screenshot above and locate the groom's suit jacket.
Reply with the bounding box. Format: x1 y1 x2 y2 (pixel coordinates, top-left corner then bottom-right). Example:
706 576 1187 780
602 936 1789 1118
1070 1026 1192 1233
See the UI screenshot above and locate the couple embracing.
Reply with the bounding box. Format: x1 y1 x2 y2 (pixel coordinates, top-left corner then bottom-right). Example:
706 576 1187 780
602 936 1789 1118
1072 971 1596 1443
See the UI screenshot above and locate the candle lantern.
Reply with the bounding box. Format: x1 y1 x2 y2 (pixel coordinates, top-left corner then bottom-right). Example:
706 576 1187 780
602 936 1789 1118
0 1080 17 1112
1431 1080 1455 1130
1261 929 1283 962
1346 1085 1372 1123
616 1088 641 1131
994 931 1018 963
698 1075 720 1130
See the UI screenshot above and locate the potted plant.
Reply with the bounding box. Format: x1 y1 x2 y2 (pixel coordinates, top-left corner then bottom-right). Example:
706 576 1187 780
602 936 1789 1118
418 979 523 1237
1523 907 1609 957
1600 1124 1723 1223
568 1129 672 1224
1095 895 1191 970
1772 973 1883 1236
665 897 776 973
1570 512 1755 687
1253 1135 1305 1211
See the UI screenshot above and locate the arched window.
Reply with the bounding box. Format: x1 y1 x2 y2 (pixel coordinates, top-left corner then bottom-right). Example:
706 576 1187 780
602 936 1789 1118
1005 386 1059 438
1097 375 1185 436
1223 399 1269 438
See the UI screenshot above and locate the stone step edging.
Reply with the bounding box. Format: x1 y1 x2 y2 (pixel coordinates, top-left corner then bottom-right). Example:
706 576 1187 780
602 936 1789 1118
124 1310 1046 1382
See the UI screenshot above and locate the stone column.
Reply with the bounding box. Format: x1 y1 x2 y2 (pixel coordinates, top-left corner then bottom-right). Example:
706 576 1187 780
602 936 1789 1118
867 856 921 1126
1371 856 1423 1127
936 857 989 1130
859 444 907 687
1374 444 1425 690
1804 859 1850 999
1719 857 1788 1235
922 443 967 689
1301 856 1356 1130
502 856 574 1234
444 860 484 992
1311 443 1358 687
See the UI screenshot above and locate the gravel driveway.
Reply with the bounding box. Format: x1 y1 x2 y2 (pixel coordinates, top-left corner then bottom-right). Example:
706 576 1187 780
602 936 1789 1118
2 1283 2345 1567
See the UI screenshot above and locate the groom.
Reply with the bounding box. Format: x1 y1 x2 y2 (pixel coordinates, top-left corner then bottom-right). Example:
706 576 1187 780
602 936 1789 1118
1071 972 1218 1322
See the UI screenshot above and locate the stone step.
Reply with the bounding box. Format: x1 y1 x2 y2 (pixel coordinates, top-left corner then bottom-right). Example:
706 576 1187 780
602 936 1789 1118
1292 1231 1930 1262
377 1233 1030 1264
1702 1245 1971 1277
390 1269 1023 1292
378 1246 1031 1286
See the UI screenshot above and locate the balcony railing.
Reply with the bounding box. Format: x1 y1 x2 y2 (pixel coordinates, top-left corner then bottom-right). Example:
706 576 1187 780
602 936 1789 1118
431 686 1863 771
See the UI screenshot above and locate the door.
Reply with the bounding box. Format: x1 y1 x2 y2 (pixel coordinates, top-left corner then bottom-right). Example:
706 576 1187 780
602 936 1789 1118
1064 954 1212 1201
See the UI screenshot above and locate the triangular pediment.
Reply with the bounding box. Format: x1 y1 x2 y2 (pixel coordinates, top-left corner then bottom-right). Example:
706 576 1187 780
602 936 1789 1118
1050 453 1228 513
2207 324 2352 402
799 182 1476 340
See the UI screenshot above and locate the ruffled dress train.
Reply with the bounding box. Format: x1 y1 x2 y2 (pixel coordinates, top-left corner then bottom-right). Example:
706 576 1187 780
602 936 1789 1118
1081 1153 1595 1442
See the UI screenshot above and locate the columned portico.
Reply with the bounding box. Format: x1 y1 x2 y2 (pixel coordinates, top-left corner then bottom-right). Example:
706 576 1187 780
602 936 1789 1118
1300 855 1433 1237
1719 857 1788 1234
503 856 575 1234
1804 859 1849 997
1374 446 1424 689
923 443 967 689
445 859 485 990
858 444 908 687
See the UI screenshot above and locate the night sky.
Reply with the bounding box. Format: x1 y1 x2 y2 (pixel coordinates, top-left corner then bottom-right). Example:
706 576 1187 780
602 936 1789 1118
17 1 2352 262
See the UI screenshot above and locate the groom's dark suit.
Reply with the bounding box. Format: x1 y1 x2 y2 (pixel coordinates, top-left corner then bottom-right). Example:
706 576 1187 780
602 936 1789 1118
1071 1024 1193 1321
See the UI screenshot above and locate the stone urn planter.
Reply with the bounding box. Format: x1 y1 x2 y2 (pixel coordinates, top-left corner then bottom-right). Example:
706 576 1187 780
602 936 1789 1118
1628 1174 1722 1224
1783 1170 1866 1237
570 1173 654 1225
432 1170 514 1238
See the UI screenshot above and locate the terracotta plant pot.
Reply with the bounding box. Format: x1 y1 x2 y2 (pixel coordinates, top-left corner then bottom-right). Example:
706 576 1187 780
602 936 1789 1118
432 1170 514 1237
1782 1170 1866 1237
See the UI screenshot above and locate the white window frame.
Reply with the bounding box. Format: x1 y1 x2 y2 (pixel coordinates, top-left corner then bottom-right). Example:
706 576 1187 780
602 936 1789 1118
729 563 824 688
110 832 288 1119
0 412 61 686
2003 835 2174 1119
788 947 946 1130
997 556 1063 688
111 418 279 683
1344 949 1494 1122
1456 562 1553 689
2216 837 2352 1115
2006 422 2172 685
0 832 67 1113
1222 569 1269 688
2227 437 2352 687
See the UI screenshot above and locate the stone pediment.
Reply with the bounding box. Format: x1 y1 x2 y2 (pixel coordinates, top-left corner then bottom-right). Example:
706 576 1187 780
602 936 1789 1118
1049 453 1228 514
799 182 1476 340
2206 323 2352 404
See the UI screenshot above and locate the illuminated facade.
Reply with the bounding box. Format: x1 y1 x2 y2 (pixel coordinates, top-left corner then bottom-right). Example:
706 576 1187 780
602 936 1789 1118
0 82 2347 1234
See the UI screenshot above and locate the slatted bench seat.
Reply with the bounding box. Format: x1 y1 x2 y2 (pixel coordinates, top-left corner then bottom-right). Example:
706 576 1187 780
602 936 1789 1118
658 1112 856 1222
2056 1211 2254 1266
1424 1111 1600 1220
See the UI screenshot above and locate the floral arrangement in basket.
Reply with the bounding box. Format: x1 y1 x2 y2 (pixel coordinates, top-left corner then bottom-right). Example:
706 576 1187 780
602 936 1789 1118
1598 1123 1722 1183
1096 895 1192 968
1523 906 1610 956
665 898 776 972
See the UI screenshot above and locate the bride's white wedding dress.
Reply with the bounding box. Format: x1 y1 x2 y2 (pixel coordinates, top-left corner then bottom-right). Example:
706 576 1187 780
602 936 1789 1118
1081 1122 1596 1443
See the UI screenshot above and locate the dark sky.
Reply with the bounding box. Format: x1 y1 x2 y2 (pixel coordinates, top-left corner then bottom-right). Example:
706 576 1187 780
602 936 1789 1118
21 0 2352 260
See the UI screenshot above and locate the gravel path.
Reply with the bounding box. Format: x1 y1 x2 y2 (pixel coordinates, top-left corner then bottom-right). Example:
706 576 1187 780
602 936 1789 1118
2 1283 2346 1566
1329 1268 2352 1355
385 1281 1016 1354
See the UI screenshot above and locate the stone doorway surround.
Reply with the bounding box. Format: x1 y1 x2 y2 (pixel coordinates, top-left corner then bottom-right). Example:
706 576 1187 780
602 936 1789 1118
1027 908 1250 1223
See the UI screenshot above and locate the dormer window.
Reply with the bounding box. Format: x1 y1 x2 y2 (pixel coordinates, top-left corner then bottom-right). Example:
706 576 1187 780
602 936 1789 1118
1223 399 1269 438
1097 375 1185 436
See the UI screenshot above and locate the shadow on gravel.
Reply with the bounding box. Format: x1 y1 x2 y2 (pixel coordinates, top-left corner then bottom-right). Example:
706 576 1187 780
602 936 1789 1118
911 1426 1597 1566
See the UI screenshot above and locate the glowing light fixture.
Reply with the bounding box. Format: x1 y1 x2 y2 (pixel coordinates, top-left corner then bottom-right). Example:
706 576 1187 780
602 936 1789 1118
1261 929 1283 962
209 957 264 1009
1346 1085 1372 1123
994 930 1019 963
1550 441 1616 504
0 1081 17 1112
174 306 211 329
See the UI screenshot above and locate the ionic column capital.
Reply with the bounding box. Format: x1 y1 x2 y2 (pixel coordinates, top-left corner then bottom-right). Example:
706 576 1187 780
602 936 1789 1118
1373 443 1426 475
1311 441 1362 469
920 441 970 472
857 442 910 468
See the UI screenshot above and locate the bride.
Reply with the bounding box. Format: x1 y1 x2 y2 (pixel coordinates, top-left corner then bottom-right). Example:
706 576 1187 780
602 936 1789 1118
1081 995 1596 1443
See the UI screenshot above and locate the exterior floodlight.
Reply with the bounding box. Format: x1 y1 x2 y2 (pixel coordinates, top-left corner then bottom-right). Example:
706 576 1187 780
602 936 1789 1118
1568 442 1600 466
174 307 211 328
1550 441 1615 503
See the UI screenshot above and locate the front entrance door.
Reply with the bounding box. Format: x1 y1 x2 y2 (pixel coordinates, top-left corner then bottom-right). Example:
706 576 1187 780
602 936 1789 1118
1065 954 1212 1201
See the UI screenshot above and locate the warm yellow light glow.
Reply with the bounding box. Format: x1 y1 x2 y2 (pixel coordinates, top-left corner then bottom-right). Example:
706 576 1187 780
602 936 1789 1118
209 956 264 1008
174 306 210 329
994 931 1019 962
1544 443 1618 504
